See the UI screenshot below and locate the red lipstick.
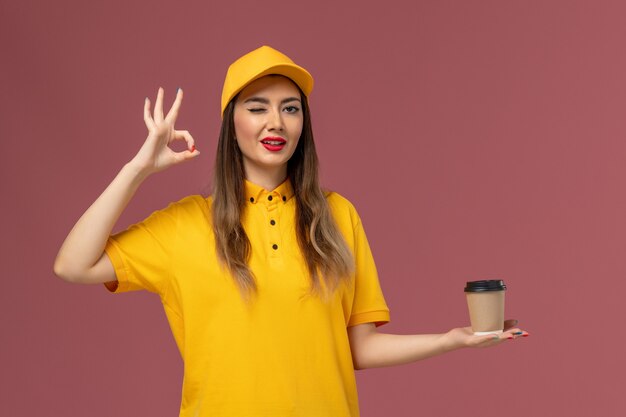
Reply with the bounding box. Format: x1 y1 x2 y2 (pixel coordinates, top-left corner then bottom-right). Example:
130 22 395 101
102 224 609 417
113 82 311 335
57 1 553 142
261 136 286 152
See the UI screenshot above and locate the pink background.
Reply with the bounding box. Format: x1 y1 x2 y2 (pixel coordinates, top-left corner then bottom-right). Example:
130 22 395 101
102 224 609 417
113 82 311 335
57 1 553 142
2 0 624 416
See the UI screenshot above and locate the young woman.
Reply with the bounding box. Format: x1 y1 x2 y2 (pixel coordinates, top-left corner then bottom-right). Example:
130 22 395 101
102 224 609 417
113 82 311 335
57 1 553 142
54 45 527 417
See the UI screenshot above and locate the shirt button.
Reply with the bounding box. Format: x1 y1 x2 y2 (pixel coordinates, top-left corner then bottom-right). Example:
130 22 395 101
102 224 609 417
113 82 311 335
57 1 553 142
249 197 254 203
268 195 273 201
272 244 278 250
270 219 276 226
282 196 287 202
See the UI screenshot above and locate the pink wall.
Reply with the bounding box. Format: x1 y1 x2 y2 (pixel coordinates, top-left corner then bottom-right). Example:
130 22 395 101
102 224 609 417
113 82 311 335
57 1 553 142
2 0 624 416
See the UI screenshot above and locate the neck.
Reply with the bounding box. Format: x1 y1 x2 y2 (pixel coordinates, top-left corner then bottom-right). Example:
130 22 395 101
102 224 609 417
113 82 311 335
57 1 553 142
244 163 288 191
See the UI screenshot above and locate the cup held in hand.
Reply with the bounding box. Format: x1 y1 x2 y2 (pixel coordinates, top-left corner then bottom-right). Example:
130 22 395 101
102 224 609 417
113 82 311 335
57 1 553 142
464 280 507 335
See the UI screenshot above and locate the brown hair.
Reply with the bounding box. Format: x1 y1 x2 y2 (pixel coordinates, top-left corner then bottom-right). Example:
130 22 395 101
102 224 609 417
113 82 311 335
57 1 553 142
212 80 354 303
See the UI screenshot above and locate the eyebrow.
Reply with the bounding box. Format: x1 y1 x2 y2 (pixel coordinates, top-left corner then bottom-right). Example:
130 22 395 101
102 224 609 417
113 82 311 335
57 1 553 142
243 97 301 105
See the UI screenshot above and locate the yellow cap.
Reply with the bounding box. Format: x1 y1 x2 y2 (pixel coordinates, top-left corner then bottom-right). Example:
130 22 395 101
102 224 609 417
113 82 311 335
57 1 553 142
220 45 314 117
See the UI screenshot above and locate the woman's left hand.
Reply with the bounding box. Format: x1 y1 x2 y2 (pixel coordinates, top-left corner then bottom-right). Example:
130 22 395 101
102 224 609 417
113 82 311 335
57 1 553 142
442 319 529 350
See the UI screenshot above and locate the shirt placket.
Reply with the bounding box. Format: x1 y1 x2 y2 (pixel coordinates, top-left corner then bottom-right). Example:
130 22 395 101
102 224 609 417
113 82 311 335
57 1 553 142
265 191 282 260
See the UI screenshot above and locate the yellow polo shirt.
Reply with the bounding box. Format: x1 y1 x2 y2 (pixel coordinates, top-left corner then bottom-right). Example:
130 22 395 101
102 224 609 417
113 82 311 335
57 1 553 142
104 179 390 417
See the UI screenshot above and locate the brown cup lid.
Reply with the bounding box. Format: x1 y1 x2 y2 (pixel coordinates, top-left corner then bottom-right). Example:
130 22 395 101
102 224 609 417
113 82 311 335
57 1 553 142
464 280 507 292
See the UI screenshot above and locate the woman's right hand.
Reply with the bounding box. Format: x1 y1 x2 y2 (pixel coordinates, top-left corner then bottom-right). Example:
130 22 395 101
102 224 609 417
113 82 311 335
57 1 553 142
54 87 199 285
130 87 199 175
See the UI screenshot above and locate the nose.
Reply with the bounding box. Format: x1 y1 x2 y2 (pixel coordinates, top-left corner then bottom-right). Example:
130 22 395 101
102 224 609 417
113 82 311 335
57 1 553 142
266 108 284 132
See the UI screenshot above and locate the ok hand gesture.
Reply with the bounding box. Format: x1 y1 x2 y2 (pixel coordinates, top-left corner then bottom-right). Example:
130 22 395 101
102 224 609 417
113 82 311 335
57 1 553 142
131 87 199 175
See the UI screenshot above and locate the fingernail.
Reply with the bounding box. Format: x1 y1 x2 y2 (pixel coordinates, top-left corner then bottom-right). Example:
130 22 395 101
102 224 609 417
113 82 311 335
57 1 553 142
522 333 529 337
513 331 523 335
177 87 181 93
190 145 196 152
507 336 514 340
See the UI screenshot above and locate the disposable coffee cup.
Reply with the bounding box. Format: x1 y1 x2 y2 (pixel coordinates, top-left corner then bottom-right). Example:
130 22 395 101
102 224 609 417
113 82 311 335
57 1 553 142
464 280 507 335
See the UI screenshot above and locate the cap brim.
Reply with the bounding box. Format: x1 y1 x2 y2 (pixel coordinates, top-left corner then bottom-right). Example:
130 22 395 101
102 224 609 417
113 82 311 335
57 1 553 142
221 63 313 117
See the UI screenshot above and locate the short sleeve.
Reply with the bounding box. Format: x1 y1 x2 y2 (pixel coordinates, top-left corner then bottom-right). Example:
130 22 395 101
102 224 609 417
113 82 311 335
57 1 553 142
347 216 391 328
328 193 391 327
103 200 180 295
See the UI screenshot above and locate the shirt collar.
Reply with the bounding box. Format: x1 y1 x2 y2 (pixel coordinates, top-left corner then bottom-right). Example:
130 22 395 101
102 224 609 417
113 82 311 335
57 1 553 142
244 178 294 204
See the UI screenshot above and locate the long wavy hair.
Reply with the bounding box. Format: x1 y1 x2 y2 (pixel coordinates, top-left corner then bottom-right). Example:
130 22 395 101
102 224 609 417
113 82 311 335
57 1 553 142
212 78 354 303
